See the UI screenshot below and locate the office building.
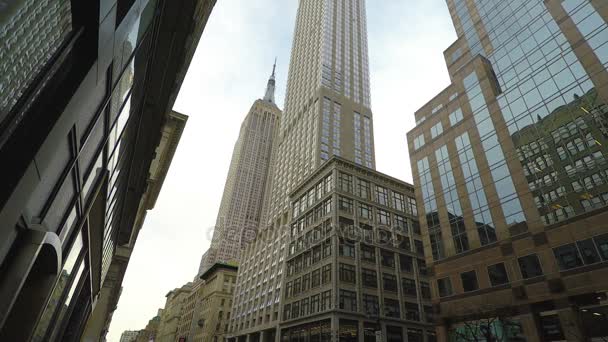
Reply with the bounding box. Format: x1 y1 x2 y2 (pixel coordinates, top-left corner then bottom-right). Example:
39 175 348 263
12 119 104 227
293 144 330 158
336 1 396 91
157 283 194 342
191 263 238 342
0 0 216 341
407 0 608 340
229 0 387 340
198 65 282 276
278 157 434 341
119 330 139 342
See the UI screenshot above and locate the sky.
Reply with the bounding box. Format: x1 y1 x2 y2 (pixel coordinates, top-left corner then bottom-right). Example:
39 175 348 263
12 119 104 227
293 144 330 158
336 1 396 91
106 1 456 341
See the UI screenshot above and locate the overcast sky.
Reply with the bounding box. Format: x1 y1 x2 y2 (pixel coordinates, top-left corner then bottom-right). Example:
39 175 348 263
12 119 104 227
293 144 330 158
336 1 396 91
107 1 456 341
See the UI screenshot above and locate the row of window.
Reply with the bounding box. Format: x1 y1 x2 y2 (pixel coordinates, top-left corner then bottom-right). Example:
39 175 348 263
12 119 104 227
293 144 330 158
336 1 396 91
291 199 333 236
439 234 608 297
339 242 427 275
338 196 421 234
413 107 465 151
283 290 332 321
287 238 332 275
292 174 333 218
285 265 331 299
337 172 417 215
339 264 431 299
339 289 433 323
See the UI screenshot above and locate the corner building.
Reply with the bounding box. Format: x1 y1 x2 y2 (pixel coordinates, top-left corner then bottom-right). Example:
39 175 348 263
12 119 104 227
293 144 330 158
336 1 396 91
407 0 608 340
279 157 435 342
229 0 394 340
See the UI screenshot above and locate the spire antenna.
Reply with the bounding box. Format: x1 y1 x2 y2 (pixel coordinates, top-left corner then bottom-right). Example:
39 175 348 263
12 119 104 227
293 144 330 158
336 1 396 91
263 58 277 104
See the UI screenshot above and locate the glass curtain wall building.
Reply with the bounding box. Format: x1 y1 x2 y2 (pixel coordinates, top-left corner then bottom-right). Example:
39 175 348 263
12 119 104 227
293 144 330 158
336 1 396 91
407 0 608 340
0 0 216 341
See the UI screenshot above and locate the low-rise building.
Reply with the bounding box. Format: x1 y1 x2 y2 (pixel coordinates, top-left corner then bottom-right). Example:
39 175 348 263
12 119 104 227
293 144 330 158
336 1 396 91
192 263 238 342
157 283 193 342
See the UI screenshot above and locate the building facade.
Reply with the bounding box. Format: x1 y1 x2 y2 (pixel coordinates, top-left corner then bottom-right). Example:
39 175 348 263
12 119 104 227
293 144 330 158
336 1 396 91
0 0 216 341
120 330 139 342
135 311 162 342
278 157 435 342
407 0 608 340
230 1 380 340
191 263 238 342
198 66 282 276
157 283 194 342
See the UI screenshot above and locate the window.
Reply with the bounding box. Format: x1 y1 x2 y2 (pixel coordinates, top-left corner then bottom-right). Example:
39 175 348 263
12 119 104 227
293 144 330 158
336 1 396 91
594 234 608 260
311 269 321 287
384 299 401 318
324 174 333 193
380 250 395 268
359 203 372 219
323 239 332 258
322 264 332 284
414 134 425 150
339 172 352 193
553 239 601 270
553 243 583 270
362 269 377 288
310 294 320 314
402 278 417 296
339 240 355 258
407 328 423 342
377 209 390 225
518 254 543 279
383 273 397 292
414 240 424 255
393 192 406 212
417 259 427 276
487 263 509 286
460 271 479 292
339 264 356 284
321 290 332 311
449 108 463 126
405 302 420 321
376 186 389 206
302 273 310 291
437 277 453 297
293 278 301 295
339 290 357 311
431 122 443 139
412 221 421 234
283 304 291 320
420 282 431 299
358 179 370 199
339 196 353 213
577 239 601 264
361 244 375 263
400 255 413 273
395 215 408 232
313 246 322 264
362 294 379 316
397 235 411 251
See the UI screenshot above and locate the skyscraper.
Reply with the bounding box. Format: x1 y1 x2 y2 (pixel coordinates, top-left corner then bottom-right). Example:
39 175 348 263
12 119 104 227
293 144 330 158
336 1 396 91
267 0 376 223
407 0 608 340
226 2 379 333
198 66 282 275
228 1 434 341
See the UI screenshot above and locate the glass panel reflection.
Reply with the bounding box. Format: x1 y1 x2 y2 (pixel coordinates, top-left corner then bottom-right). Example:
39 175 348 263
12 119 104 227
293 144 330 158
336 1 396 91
31 232 83 342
